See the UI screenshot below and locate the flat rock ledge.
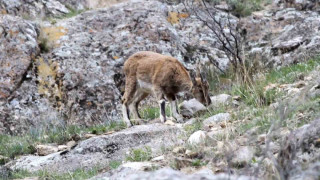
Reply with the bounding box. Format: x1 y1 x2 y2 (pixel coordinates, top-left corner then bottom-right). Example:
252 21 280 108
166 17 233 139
6 124 183 173
90 167 255 180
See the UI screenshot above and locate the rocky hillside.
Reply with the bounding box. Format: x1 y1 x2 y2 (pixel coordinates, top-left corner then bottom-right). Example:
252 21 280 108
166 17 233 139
1 0 320 134
0 0 320 179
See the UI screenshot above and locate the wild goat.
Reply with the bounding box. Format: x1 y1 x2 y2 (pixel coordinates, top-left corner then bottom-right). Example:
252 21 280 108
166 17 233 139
122 51 212 127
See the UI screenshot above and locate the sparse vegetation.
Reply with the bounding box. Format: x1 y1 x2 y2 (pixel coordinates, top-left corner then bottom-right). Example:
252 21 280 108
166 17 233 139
126 146 153 162
109 160 122 169
210 0 271 17
57 5 86 19
191 159 207 167
10 167 100 180
139 106 171 120
184 119 202 136
0 121 126 160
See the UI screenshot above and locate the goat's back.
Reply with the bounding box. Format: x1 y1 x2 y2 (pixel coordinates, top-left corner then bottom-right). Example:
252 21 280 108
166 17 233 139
123 51 190 86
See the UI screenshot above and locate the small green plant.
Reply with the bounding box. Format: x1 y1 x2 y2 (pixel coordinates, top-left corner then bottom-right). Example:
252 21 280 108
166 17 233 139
126 146 152 162
191 159 207 167
184 120 202 136
109 160 121 169
38 36 51 53
139 106 171 120
55 5 86 20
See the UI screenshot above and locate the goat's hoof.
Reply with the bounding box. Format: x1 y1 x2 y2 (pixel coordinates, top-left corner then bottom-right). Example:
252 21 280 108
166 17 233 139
132 119 143 125
165 120 175 126
124 121 133 128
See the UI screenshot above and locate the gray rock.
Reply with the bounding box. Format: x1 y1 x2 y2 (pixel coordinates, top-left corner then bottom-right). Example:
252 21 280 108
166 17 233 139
90 167 255 180
7 124 182 173
0 15 42 134
203 113 231 127
243 7 320 67
121 162 159 171
0 0 71 19
36 145 58 156
188 130 207 146
231 146 256 167
275 0 320 11
0 166 10 180
209 94 232 107
179 99 206 117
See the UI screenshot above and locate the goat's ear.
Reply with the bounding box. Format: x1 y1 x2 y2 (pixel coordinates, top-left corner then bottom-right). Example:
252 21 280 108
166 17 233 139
197 63 207 82
200 69 207 82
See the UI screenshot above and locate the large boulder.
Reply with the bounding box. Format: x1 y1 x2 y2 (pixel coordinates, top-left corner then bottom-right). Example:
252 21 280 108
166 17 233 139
0 15 39 101
0 0 70 19
275 0 320 11
6 124 183 173
29 0 233 126
0 15 43 134
203 113 231 127
242 7 320 68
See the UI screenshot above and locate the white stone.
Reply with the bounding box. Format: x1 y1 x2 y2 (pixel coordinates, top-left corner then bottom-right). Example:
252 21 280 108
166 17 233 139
151 155 165 162
188 130 207 146
203 113 231 127
209 94 232 107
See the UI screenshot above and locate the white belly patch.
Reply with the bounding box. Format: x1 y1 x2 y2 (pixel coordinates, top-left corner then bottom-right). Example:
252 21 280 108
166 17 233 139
137 79 153 92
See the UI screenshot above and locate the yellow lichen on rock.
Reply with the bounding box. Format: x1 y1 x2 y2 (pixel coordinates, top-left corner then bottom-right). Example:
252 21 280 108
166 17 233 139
167 12 189 25
36 57 63 108
1 9 7 14
41 26 68 47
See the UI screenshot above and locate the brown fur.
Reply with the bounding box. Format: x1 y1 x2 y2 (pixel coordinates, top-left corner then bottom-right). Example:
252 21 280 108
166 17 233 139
122 51 211 127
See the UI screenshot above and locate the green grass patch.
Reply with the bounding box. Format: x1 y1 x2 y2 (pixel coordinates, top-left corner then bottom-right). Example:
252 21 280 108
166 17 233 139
184 119 203 136
266 58 320 84
191 159 208 167
56 5 86 19
109 160 122 169
126 146 152 162
10 167 100 180
139 106 171 120
230 58 320 107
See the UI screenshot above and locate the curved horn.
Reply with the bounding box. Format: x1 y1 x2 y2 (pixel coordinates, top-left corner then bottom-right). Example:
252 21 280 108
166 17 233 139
196 63 201 78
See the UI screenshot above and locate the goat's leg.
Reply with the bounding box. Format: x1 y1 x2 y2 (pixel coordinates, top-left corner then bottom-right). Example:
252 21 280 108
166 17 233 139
167 94 184 123
153 87 166 123
122 78 137 127
170 100 184 123
129 91 149 125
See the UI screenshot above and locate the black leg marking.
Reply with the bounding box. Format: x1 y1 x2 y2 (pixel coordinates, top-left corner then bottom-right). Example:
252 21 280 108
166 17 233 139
160 100 166 122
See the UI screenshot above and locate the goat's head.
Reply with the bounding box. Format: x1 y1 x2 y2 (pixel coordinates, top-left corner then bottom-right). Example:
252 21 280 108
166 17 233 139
190 66 212 106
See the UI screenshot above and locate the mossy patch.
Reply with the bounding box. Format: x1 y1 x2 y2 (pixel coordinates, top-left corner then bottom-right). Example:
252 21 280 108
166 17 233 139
41 26 68 47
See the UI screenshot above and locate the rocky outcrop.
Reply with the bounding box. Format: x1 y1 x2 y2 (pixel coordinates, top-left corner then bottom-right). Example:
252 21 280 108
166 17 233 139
1 0 320 134
0 0 71 19
277 118 320 179
0 15 42 134
7 124 183 173
243 6 320 67
275 0 320 11
0 0 235 132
